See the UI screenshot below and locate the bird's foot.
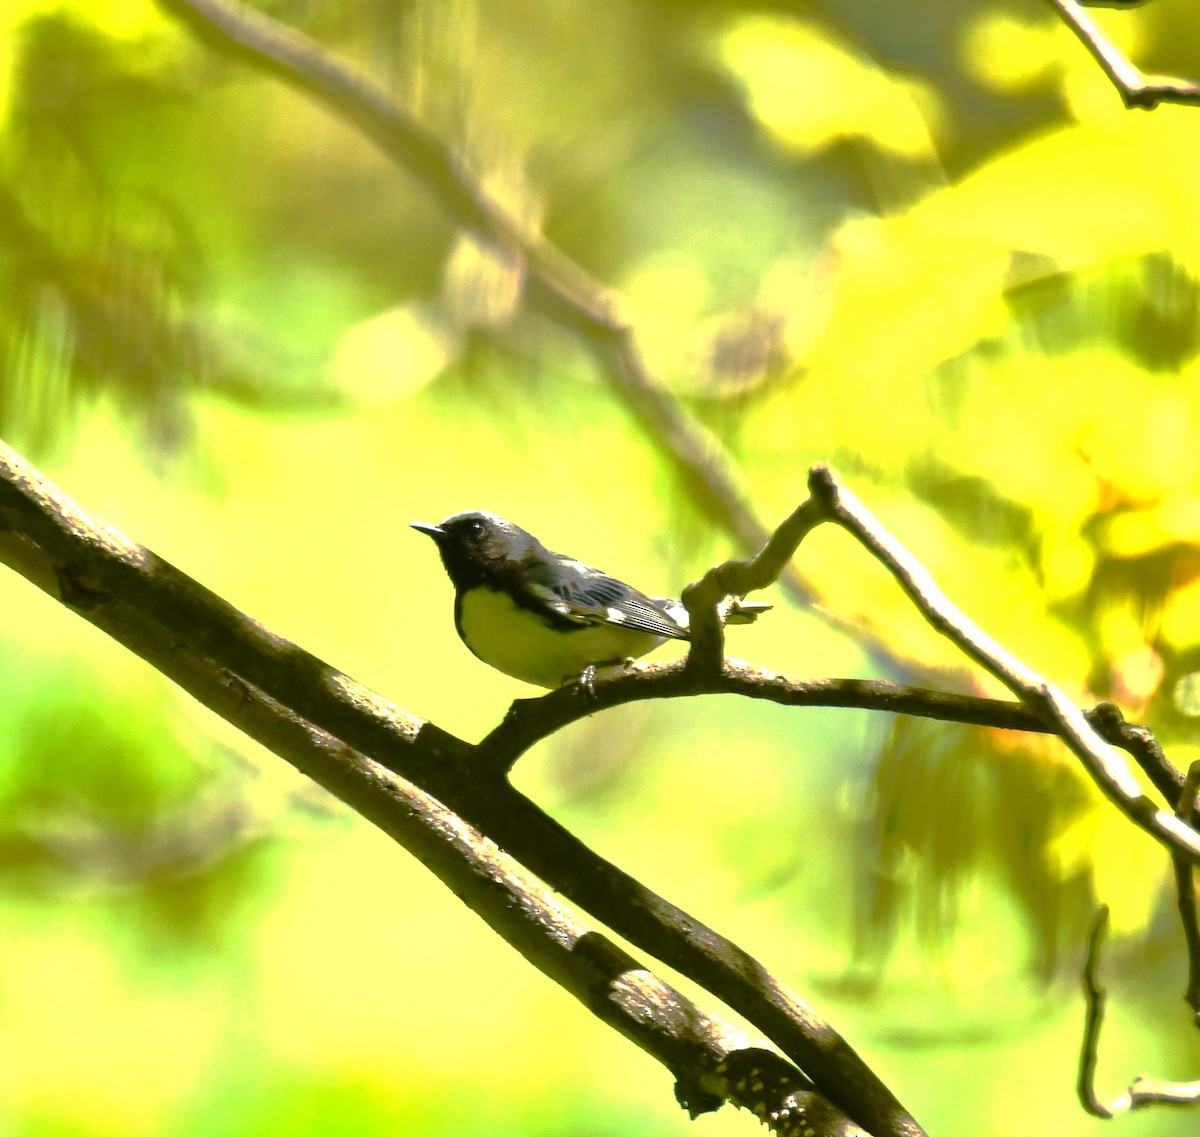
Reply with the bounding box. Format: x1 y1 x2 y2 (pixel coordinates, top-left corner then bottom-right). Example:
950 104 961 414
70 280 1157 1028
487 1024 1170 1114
570 657 636 697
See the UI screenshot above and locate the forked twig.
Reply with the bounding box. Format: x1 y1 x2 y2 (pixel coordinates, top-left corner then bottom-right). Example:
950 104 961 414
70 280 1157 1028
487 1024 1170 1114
1078 906 1200 1116
1174 761 1200 1021
806 467 1200 866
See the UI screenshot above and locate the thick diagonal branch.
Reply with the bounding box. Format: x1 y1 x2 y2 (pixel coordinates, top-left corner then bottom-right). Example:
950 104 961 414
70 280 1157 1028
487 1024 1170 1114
0 441 921 1137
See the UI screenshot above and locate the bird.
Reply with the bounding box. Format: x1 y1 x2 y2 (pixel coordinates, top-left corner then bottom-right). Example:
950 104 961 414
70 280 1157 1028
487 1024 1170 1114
411 510 770 688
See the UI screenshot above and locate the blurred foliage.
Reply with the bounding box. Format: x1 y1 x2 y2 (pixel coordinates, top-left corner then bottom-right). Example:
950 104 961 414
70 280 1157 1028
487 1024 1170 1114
4 0 1200 1135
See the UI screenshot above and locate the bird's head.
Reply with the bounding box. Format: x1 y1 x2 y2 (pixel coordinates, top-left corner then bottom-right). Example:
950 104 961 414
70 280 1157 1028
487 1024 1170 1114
411 511 538 588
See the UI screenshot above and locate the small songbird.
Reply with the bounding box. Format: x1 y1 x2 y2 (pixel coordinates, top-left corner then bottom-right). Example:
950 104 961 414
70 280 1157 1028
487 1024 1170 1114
411 510 769 688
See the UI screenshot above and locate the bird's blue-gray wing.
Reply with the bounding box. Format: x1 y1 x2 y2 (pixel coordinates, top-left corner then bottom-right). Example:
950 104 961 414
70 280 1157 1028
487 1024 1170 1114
525 556 689 641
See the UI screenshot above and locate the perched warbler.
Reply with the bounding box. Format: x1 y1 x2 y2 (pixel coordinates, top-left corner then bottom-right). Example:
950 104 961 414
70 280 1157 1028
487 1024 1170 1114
412 510 768 688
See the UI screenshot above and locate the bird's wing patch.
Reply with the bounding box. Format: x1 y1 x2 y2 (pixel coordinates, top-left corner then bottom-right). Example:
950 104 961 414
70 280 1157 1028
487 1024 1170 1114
526 557 690 641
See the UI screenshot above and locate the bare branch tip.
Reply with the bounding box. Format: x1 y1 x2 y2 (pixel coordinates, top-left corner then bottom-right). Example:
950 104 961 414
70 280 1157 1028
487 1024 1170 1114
806 464 839 505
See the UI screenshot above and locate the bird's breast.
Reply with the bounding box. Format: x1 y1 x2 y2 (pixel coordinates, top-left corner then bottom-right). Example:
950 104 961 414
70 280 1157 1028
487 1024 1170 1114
456 586 663 688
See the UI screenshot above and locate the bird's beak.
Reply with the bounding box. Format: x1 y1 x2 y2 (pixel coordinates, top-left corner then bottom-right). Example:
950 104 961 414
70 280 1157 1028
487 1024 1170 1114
410 521 445 540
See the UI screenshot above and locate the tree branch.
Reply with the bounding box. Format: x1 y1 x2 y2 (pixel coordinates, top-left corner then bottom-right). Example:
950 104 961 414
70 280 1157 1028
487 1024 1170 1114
809 465 1200 865
478 465 1200 867
1078 906 1200 1117
1174 761 1200 1023
0 465 818 1120
0 439 924 1136
13 419 1200 1127
1047 0 1200 108
474 665 1186 785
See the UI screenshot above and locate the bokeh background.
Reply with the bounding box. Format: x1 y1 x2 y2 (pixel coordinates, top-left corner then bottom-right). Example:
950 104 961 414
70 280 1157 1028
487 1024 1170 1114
3 0 1200 1134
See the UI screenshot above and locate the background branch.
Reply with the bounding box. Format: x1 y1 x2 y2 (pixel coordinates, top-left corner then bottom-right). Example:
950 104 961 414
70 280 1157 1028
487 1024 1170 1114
1174 761 1200 1022
1078 906 1200 1117
153 0 910 669
1048 0 1200 107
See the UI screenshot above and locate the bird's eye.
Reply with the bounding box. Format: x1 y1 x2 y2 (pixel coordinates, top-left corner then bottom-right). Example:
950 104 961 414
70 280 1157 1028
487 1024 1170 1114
465 519 485 539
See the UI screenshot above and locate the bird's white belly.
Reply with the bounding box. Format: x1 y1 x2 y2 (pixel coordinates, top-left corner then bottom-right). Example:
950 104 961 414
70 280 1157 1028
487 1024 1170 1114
458 587 662 688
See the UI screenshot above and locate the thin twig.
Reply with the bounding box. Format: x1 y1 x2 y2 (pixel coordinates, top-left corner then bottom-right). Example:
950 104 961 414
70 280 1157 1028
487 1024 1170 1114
681 494 829 677
1048 0 1200 108
810 465 1200 865
1078 905 1200 1115
1175 761 1200 1021
1086 702 1192 814
476 664 1177 780
1078 905 1113 1117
